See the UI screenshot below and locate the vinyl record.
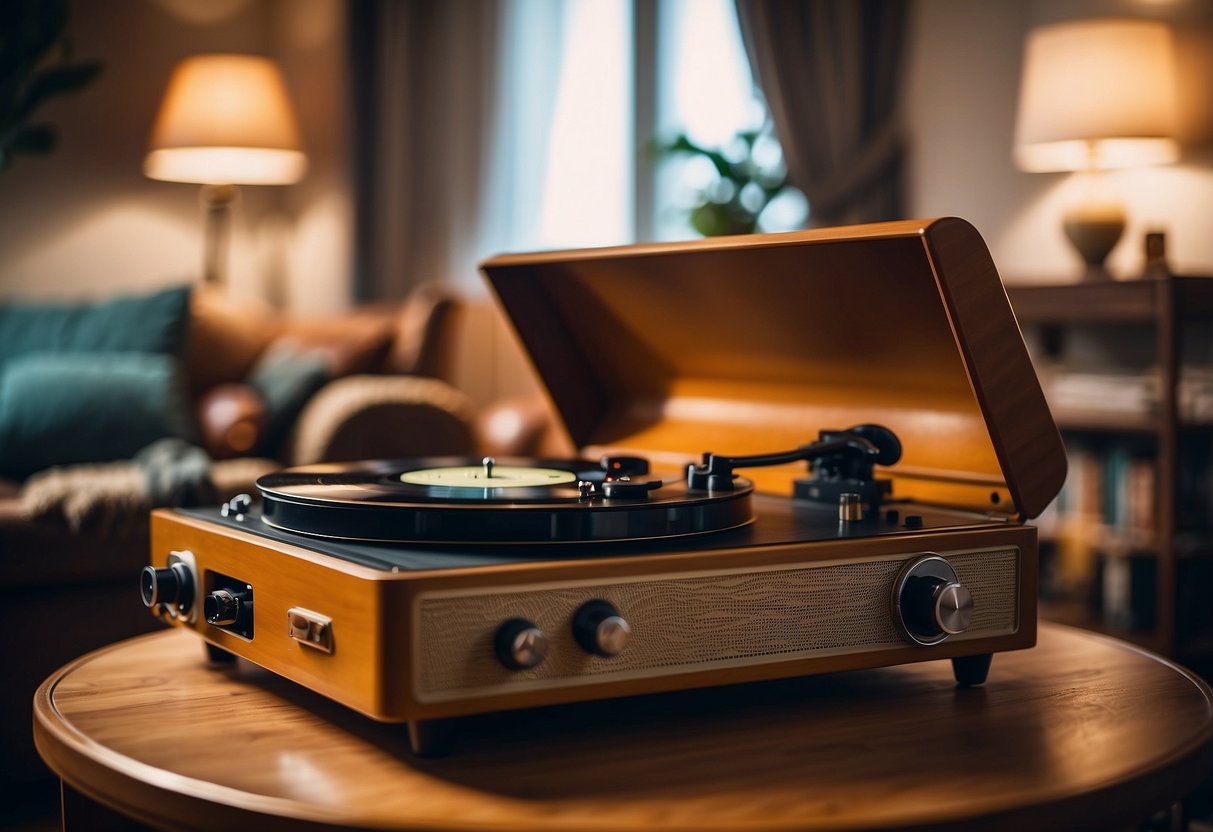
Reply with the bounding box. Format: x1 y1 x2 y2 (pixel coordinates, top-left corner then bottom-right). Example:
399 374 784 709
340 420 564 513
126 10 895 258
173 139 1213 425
256 457 754 544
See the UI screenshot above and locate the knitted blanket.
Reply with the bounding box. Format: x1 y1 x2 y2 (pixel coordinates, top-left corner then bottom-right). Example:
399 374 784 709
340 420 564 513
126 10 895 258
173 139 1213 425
22 439 277 538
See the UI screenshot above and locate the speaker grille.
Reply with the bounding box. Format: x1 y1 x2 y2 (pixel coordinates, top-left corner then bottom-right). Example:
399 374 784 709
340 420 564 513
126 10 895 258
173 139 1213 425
414 548 1019 701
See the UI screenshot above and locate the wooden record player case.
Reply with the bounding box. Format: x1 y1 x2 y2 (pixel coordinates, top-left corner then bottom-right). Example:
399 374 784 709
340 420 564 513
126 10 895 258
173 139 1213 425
145 218 1066 754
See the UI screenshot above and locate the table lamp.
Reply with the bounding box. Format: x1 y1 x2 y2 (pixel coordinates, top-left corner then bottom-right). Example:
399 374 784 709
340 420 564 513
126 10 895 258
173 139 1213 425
1013 19 1179 281
145 54 307 285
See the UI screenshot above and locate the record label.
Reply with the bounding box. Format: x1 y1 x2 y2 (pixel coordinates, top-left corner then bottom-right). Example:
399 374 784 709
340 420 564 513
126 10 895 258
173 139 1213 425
400 465 577 489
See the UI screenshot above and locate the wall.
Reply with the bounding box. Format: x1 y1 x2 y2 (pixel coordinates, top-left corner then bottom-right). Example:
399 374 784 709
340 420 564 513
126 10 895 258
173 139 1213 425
0 0 351 312
906 0 1213 282
4 0 1210 405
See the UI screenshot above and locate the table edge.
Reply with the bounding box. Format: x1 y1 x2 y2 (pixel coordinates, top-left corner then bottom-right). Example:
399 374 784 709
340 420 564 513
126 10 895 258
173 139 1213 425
31 625 1213 832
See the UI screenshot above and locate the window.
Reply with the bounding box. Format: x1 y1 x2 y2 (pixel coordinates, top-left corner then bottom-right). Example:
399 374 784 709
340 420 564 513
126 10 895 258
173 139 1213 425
485 0 804 256
535 0 633 249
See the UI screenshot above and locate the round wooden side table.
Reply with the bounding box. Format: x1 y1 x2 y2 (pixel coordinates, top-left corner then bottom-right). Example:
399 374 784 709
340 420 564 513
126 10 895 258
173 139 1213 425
34 623 1213 831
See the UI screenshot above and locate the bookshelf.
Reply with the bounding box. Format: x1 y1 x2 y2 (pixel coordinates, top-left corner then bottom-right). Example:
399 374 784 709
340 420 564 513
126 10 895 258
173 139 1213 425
1006 276 1213 662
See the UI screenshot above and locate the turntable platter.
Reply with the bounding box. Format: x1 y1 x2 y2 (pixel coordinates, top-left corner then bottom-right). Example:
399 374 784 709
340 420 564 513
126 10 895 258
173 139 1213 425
256 457 754 544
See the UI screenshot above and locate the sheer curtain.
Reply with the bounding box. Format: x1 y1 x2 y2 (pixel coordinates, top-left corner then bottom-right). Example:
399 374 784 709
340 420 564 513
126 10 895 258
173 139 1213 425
348 1 504 300
734 0 909 226
348 0 629 301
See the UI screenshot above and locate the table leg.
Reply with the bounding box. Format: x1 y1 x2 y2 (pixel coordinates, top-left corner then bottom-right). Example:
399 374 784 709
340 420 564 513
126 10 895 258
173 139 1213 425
408 718 456 757
61 781 152 831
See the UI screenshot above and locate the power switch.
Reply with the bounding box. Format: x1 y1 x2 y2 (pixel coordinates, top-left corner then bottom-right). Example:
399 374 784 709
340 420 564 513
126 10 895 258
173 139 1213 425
287 607 333 653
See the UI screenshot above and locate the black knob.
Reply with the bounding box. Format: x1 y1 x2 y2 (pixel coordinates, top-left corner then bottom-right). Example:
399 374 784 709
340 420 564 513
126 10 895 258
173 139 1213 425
494 618 548 670
573 600 631 657
892 555 974 646
204 588 250 626
140 564 193 610
901 576 948 637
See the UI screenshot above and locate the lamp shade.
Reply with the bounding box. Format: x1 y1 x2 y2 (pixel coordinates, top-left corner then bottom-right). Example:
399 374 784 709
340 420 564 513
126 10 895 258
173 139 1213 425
1013 19 1179 172
145 54 307 185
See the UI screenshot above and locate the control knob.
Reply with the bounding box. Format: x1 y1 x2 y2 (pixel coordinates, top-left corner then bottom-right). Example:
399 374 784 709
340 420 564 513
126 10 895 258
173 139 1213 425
573 600 631 657
892 555 974 646
495 618 548 670
140 562 194 610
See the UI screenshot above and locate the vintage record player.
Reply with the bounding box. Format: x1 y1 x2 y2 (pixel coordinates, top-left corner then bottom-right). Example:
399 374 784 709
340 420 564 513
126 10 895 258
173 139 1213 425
141 217 1066 755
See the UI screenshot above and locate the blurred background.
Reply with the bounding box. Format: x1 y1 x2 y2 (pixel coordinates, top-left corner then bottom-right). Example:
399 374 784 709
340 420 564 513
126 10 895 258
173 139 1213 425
0 0 1209 406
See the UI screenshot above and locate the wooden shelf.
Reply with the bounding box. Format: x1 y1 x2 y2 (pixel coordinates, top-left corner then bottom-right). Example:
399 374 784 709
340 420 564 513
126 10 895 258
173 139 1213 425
1006 276 1213 325
1050 409 1160 433
1011 274 1213 658
1006 281 1160 323
1038 526 1159 557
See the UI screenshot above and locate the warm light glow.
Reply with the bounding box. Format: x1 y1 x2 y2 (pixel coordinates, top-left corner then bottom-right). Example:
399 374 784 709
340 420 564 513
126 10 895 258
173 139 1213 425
667 0 760 149
1014 19 1179 173
145 147 305 185
535 0 631 248
145 54 306 185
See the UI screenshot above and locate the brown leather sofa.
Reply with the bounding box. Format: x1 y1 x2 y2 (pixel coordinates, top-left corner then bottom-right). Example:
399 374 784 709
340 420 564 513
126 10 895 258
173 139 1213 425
0 282 476 800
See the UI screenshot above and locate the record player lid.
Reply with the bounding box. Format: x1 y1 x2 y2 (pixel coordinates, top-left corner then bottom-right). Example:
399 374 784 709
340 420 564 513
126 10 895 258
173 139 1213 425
480 218 1065 520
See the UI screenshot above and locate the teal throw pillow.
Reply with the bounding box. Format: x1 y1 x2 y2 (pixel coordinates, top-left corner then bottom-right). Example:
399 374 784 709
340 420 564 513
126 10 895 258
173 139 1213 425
247 339 332 457
0 352 197 479
0 284 191 368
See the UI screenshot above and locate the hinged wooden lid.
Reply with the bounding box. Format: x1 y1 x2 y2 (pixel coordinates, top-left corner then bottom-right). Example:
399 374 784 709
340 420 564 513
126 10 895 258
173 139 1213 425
480 218 1066 520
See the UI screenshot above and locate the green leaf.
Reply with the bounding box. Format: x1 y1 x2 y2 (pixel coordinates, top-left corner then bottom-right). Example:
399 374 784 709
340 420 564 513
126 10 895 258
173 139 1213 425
14 61 102 123
8 124 56 154
0 0 68 81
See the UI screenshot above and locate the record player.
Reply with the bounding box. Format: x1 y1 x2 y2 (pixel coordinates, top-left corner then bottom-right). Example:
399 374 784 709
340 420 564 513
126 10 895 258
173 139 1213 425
140 217 1066 756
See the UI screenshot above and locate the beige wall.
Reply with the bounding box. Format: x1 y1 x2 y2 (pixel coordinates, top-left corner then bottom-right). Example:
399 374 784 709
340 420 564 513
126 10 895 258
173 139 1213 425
906 0 1213 283
3 0 1210 406
0 0 351 312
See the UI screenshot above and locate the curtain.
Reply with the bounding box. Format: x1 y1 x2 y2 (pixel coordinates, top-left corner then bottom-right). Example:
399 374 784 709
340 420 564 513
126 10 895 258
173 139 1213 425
348 1 502 300
734 0 908 226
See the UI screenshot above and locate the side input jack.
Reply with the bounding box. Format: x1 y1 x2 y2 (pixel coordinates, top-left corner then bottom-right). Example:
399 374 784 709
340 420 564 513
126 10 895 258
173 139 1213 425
140 550 198 622
203 572 254 639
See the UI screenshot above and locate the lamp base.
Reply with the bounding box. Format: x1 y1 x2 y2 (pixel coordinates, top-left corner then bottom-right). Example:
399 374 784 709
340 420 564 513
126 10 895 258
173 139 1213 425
1062 202 1125 283
201 183 238 286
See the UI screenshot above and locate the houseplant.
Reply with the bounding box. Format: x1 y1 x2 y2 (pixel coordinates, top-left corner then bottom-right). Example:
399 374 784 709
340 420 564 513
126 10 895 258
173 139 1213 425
0 0 101 173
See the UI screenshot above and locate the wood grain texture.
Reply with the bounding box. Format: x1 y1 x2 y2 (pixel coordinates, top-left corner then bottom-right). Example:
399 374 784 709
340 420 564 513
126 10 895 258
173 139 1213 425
35 624 1213 832
412 548 1020 702
482 217 1066 520
152 510 1035 721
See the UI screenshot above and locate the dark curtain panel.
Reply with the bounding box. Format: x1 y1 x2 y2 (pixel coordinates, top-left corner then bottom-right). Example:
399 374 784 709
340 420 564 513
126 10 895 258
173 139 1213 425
734 0 908 226
348 1 500 301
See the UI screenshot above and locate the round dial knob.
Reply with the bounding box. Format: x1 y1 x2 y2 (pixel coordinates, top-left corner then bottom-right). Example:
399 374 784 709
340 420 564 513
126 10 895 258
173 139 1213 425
892 555 974 646
494 618 548 670
140 563 194 610
573 600 631 657
934 582 974 634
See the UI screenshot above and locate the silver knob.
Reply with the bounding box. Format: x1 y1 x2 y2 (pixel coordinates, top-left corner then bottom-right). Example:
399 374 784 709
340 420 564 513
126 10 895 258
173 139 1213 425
573 600 631 657
891 554 975 646
934 581 974 634
494 619 548 670
596 615 631 656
